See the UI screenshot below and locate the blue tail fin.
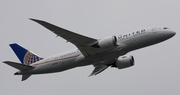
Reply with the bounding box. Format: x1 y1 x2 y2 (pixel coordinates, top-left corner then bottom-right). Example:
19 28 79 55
9 43 43 65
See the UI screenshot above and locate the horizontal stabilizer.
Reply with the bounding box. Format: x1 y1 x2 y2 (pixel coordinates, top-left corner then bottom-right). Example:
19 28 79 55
89 65 109 76
22 74 31 81
3 61 34 71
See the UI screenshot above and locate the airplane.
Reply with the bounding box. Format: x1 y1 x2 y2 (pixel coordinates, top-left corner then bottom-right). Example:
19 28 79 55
3 18 176 81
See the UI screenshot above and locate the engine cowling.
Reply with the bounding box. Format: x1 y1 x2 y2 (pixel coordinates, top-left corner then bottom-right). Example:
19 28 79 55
113 55 134 69
92 36 117 48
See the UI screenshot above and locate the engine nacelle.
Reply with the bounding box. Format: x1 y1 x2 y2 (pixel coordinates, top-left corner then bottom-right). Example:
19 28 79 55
92 36 117 48
114 55 134 69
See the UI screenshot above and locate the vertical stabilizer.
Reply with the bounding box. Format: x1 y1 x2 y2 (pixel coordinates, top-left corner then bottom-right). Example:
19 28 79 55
9 43 43 65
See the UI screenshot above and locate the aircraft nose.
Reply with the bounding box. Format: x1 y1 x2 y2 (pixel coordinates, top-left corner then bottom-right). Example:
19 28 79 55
168 31 176 37
163 30 176 39
171 31 176 36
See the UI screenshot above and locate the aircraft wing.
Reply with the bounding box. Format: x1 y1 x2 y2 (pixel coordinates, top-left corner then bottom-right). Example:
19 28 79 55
30 19 107 57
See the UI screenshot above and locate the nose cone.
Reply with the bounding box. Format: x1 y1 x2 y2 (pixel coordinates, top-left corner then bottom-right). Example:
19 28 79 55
166 30 176 38
171 31 176 37
160 31 175 42
160 27 176 38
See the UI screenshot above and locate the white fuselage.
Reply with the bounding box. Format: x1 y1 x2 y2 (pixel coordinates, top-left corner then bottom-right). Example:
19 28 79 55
18 27 175 75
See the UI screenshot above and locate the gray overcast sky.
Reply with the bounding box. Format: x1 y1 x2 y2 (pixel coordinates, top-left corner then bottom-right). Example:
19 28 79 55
1 0 180 95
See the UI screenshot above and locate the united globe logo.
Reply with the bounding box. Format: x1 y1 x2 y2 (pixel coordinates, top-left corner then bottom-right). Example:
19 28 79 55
23 51 42 65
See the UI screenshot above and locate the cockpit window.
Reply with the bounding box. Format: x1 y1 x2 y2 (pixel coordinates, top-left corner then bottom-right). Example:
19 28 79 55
164 27 169 29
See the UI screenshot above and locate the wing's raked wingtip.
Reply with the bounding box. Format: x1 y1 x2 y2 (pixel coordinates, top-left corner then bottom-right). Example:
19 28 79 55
29 18 44 23
29 18 47 25
29 18 39 22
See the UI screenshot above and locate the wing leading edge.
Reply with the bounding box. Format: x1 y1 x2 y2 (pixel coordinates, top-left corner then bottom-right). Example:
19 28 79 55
30 18 98 57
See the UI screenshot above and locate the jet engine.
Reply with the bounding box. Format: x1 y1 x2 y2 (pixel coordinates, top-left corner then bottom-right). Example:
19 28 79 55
92 36 117 48
112 55 134 69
